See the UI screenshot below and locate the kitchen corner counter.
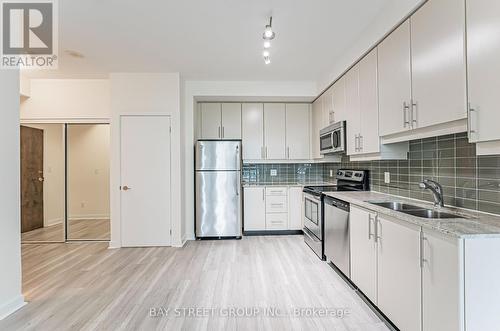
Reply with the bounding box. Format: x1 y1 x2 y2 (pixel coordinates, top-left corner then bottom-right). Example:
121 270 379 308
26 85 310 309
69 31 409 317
324 191 500 239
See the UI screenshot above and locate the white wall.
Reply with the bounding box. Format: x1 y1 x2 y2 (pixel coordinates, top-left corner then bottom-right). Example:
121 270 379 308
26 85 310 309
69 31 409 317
0 71 25 319
23 124 65 226
67 124 110 220
317 0 425 93
110 73 182 248
20 79 110 121
182 80 317 241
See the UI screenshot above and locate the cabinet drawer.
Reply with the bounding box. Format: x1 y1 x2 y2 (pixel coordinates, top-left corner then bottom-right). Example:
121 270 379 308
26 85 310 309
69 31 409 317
266 187 288 196
266 195 288 213
266 213 288 230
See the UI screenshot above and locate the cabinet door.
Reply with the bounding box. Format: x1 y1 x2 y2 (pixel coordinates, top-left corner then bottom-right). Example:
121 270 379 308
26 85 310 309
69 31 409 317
350 206 377 303
359 48 380 154
377 216 421 331
345 66 361 156
264 103 286 160
242 103 264 160
288 187 303 230
331 77 346 122
466 0 500 143
200 103 221 139
411 0 467 129
378 20 412 136
285 104 310 160
243 187 266 231
221 103 241 139
311 98 324 159
323 88 334 125
422 230 461 331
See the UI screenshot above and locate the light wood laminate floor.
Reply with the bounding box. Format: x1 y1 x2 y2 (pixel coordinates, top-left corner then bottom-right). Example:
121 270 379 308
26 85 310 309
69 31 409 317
21 219 110 242
0 236 388 331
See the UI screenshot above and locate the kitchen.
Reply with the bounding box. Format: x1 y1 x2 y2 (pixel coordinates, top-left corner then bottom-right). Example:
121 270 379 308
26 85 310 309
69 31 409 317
1 0 500 330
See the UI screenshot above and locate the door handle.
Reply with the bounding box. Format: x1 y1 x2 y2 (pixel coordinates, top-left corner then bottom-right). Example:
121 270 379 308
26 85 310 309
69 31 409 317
122 186 131 191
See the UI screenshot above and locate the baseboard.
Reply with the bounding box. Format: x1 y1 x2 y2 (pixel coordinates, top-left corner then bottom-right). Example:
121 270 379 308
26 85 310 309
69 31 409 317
107 241 121 249
44 218 63 227
68 215 110 221
0 295 26 321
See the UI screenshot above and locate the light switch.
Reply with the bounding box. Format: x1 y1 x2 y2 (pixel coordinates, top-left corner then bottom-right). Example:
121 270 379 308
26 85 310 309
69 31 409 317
384 172 391 184
270 169 277 177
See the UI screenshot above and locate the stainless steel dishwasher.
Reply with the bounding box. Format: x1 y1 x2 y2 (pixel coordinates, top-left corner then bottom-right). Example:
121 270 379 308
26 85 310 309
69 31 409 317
324 195 350 278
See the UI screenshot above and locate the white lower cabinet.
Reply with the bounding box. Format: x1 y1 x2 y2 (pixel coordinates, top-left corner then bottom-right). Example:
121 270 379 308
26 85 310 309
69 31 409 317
350 207 378 304
350 206 463 331
288 187 303 230
243 187 265 231
422 229 462 331
377 216 421 331
243 186 303 232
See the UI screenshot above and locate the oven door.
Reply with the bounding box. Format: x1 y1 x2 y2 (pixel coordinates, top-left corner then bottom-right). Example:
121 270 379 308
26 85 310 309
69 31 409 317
303 193 322 240
320 132 334 154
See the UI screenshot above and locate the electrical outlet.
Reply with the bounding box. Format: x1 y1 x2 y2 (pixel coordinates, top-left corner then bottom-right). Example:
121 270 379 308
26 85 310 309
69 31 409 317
330 170 334 177
384 172 391 184
270 169 277 177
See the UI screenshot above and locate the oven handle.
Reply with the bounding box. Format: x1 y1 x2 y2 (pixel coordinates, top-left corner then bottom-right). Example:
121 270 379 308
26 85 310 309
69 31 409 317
303 227 321 242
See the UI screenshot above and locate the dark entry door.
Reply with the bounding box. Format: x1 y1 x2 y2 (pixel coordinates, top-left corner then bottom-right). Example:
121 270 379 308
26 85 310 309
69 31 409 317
20 126 44 233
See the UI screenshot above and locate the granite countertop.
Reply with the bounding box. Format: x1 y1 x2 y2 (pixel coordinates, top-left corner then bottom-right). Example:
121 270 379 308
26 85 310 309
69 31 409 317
242 181 333 187
324 191 500 239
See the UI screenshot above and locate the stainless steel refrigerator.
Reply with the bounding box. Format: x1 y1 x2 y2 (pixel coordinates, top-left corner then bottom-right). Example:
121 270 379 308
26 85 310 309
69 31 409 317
195 140 242 238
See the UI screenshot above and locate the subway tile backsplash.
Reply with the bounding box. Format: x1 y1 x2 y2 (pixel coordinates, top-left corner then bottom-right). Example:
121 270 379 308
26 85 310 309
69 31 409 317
243 133 500 215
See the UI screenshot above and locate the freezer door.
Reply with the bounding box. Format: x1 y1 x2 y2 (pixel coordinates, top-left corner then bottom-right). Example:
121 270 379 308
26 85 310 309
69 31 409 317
195 140 241 171
196 171 242 237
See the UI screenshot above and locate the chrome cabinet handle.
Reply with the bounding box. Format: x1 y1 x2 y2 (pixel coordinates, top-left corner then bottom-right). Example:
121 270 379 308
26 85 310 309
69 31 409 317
411 101 418 128
354 134 359 152
468 103 477 140
218 126 221 138
374 214 380 243
262 188 265 201
368 215 373 240
359 134 363 152
403 101 410 127
420 231 428 268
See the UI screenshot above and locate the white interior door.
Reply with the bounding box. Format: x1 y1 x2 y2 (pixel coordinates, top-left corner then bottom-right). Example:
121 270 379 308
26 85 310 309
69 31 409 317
120 115 171 247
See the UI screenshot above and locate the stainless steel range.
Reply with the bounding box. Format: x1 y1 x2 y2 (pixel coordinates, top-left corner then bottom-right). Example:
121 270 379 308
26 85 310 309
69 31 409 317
302 170 369 260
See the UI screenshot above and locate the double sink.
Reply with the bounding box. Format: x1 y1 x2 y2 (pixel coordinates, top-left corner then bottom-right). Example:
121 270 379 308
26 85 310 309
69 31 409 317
368 201 464 219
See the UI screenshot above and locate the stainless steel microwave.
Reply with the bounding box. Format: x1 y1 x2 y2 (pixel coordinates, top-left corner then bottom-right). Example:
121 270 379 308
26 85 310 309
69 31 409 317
320 121 346 155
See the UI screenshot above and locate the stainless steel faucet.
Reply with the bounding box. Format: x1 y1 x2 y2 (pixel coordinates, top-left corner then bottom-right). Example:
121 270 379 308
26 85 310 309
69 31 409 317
419 179 444 208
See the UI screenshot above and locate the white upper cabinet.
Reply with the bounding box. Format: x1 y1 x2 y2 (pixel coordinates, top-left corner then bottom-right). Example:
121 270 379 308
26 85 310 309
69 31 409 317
264 103 286 160
242 103 264 160
285 104 310 160
322 87 334 125
311 98 324 159
200 103 222 139
221 103 241 139
345 64 361 156
411 0 467 129
358 48 380 155
378 20 412 136
331 77 347 122
466 0 500 144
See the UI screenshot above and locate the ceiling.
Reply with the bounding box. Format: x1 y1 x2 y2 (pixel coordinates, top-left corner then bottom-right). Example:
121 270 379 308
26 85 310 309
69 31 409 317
24 0 401 82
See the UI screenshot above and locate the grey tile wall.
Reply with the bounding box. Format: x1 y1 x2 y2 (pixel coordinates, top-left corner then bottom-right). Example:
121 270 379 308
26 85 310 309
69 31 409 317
322 132 500 215
244 133 500 215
